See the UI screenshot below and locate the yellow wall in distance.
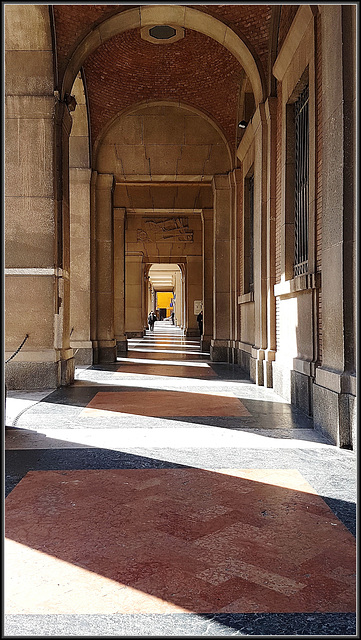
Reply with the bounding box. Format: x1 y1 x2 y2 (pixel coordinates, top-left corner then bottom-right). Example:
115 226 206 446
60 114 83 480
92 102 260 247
157 292 173 317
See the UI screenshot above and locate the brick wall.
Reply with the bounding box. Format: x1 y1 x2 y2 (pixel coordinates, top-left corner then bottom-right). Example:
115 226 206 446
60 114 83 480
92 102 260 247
53 5 272 150
278 5 299 51
83 29 244 147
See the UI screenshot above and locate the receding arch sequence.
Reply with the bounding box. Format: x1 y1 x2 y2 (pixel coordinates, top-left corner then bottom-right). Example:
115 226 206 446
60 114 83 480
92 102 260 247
62 5 265 107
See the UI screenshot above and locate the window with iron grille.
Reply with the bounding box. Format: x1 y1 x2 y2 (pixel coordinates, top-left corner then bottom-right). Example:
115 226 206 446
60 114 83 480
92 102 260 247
244 172 254 293
248 174 254 291
294 84 309 276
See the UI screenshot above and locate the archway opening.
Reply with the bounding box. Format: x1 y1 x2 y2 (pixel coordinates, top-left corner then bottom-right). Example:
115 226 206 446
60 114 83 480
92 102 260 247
148 264 182 326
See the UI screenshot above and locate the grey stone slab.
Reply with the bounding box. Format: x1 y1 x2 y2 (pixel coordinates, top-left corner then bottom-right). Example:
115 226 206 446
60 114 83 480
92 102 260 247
3 612 357 636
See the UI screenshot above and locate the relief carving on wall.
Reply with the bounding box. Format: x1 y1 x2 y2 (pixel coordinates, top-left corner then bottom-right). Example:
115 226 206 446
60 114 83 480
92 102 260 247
137 217 193 243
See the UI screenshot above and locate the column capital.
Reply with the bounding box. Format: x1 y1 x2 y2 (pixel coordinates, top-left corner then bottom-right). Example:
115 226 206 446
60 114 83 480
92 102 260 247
230 167 242 185
96 173 115 191
201 209 213 222
265 96 278 120
252 101 267 132
212 173 232 191
114 207 126 220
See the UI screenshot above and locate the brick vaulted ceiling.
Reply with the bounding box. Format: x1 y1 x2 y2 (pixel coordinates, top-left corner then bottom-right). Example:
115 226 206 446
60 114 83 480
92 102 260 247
52 4 274 151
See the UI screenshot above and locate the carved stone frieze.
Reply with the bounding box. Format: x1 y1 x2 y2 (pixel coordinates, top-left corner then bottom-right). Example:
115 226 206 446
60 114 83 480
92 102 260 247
137 217 194 243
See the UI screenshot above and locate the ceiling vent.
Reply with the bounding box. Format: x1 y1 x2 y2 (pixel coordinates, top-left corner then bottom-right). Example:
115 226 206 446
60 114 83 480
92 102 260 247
141 24 185 44
149 25 176 40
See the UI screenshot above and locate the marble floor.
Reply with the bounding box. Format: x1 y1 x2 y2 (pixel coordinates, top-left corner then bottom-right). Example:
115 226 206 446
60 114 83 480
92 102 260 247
4 322 357 636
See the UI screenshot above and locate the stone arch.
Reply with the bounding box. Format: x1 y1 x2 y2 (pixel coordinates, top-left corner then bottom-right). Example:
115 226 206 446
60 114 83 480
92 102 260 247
93 100 233 170
61 5 265 107
94 101 233 184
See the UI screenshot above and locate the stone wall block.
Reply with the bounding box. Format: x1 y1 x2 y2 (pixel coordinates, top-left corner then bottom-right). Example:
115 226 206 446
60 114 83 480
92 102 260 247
69 137 90 169
5 4 52 50
5 276 55 350
103 115 143 146
5 51 54 96
5 197 55 268
143 114 185 145
96 241 113 292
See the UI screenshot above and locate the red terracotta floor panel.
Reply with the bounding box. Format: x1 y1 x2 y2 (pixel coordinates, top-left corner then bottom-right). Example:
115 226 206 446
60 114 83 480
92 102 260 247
115 363 217 378
5 469 356 615
81 390 251 417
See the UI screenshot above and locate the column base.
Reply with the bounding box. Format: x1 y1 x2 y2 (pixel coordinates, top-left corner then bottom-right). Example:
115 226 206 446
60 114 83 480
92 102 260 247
210 340 230 362
116 339 128 354
201 335 211 352
70 341 93 366
95 340 117 363
185 328 200 338
234 343 252 374
5 357 75 390
250 348 265 386
313 368 357 449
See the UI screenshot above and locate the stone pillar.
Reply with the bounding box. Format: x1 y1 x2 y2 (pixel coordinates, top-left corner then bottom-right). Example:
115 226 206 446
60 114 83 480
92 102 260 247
113 208 127 353
313 5 356 448
201 209 213 351
5 4 75 388
125 254 145 338
94 173 117 362
249 104 268 385
263 98 278 387
174 268 183 328
142 269 149 331
210 174 232 361
69 167 92 365
186 256 202 337
230 169 242 361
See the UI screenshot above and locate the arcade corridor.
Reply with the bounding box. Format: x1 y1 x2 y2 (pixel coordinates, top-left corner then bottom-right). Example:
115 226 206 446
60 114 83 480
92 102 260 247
5 323 356 636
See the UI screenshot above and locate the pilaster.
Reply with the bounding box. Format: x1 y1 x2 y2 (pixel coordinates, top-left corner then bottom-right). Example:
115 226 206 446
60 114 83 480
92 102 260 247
210 173 232 362
94 173 117 362
201 209 213 351
114 208 128 352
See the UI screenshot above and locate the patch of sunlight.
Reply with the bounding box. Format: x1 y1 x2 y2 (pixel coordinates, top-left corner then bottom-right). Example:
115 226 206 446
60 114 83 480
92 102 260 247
9 425 335 451
116 357 210 367
5 539 189 615
128 348 205 355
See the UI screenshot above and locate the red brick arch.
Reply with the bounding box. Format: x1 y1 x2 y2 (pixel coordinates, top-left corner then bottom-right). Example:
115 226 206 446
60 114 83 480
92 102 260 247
61 5 265 106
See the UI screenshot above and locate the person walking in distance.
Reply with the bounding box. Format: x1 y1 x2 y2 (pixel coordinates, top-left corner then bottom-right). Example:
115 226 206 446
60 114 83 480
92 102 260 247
148 311 155 332
196 310 203 337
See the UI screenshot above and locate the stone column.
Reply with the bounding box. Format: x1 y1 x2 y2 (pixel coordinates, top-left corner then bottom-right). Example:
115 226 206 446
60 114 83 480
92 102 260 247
201 209 213 351
69 167 92 364
5 4 75 388
230 169 242 360
313 5 356 447
264 98 278 387
174 268 183 328
113 208 127 353
186 256 203 337
210 174 232 361
249 104 268 385
94 173 117 362
125 254 145 338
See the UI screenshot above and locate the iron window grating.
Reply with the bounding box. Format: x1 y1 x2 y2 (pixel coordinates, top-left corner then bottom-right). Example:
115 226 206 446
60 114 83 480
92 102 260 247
294 84 309 277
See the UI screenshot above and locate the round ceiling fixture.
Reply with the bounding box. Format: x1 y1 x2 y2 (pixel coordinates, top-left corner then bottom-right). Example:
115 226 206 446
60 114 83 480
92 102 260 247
141 24 185 44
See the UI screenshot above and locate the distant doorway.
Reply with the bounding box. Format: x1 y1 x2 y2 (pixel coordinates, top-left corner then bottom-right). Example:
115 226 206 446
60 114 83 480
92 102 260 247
148 264 183 327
